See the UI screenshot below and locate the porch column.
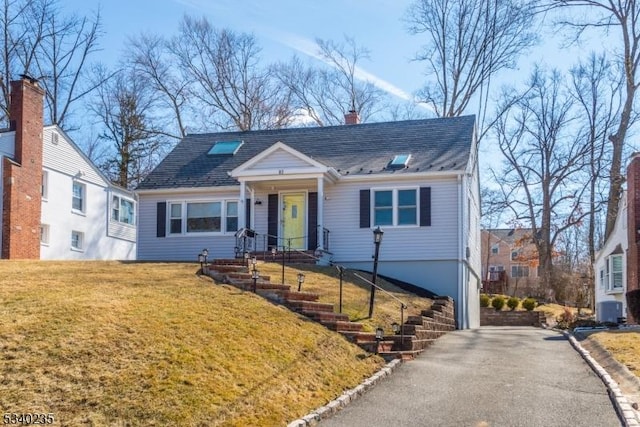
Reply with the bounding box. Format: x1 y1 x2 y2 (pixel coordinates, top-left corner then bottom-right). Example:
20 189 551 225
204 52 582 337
239 180 246 230
317 177 324 250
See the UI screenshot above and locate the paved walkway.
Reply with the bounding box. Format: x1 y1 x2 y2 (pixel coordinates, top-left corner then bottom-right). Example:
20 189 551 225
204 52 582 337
319 327 622 427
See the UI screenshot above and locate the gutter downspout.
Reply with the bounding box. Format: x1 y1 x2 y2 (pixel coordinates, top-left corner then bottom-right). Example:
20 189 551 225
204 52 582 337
458 174 466 329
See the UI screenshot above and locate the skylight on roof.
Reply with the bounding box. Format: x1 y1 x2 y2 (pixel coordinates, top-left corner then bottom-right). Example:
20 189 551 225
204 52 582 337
389 154 411 169
208 140 244 155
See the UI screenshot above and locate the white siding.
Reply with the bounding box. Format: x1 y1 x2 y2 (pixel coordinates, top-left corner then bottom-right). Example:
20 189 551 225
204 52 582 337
594 191 628 319
247 149 311 170
325 178 459 262
40 126 136 260
137 189 240 261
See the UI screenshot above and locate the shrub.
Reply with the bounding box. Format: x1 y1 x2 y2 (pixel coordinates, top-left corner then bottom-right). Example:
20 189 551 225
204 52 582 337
522 297 536 311
569 319 600 330
626 289 640 322
480 294 490 308
507 296 520 311
555 307 576 329
491 295 505 311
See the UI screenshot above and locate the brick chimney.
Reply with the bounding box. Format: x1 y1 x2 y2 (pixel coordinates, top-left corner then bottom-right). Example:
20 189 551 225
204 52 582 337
626 152 640 323
2 76 44 259
344 110 360 125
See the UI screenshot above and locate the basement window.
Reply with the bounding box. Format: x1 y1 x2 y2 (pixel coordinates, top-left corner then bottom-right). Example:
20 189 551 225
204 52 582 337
207 140 244 156
388 154 411 169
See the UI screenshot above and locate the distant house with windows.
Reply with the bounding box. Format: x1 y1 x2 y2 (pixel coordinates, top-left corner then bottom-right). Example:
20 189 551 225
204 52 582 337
0 76 136 260
481 228 541 297
136 113 481 329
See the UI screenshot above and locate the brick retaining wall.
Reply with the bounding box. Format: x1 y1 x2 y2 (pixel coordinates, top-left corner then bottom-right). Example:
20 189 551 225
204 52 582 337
480 308 546 327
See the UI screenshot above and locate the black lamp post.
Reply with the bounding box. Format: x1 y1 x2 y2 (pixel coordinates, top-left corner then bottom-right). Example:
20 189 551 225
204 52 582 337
375 327 384 355
337 265 345 314
251 268 260 293
198 252 205 273
369 226 384 318
271 247 276 261
297 272 305 292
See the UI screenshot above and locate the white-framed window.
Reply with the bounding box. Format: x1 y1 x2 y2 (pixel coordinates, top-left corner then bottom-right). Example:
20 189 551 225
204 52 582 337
168 200 239 235
71 230 83 251
511 265 529 278
491 244 499 254
607 255 624 292
511 250 519 261
599 268 605 289
111 195 135 225
40 224 49 245
372 188 418 227
72 181 85 213
41 170 48 200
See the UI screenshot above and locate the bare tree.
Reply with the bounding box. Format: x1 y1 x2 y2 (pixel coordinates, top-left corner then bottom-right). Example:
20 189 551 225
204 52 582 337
89 67 164 189
405 0 540 136
126 33 189 139
493 68 591 301
569 53 622 265
555 0 640 240
33 4 104 128
169 15 293 131
274 37 386 126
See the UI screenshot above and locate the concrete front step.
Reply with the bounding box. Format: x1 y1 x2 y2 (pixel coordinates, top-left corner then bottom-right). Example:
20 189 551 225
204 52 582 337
286 300 335 313
209 265 247 273
226 272 272 282
211 259 246 266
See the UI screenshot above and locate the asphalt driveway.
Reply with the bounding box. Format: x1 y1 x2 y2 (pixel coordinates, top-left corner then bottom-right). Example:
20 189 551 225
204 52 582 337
320 327 622 427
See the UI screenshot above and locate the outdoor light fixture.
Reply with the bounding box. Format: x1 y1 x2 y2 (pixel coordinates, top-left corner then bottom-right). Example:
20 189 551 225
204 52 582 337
297 272 305 292
369 227 384 318
271 247 277 261
244 251 249 267
251 256 257 268
392 322 400 334
251 268 260 293
198 252 205 272
375 327 384 355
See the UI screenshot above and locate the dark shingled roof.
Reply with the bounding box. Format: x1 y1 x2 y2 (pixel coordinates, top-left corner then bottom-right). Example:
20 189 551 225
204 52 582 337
137 115 476 190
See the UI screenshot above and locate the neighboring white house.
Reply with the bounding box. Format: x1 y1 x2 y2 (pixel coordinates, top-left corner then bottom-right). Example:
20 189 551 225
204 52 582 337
39 126 137 260
136 115 481 329
0 76 136 260
593 191 628 323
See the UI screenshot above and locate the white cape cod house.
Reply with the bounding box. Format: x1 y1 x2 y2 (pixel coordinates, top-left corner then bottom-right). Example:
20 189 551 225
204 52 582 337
136 116 481 329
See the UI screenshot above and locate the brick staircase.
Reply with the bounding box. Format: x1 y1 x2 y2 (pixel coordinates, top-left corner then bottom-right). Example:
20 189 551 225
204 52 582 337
247 250 317 264
205 259 455 360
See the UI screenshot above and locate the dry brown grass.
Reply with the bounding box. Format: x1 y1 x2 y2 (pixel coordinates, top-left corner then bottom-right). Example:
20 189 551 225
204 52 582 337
589 330 640 377
0 261 391 426
256 262 435 333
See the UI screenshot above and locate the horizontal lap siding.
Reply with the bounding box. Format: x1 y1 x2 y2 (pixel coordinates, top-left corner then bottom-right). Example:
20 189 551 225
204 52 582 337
248 150 309 170
138 191 239 261
324 178 459 263
43 127 104 186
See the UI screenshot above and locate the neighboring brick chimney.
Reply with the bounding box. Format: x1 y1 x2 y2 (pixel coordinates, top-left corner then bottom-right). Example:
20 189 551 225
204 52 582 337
626 152 640 323
1 76 44 259
344 110 360 125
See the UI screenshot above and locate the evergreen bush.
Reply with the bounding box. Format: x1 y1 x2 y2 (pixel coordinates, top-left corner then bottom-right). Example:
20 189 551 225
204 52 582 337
507 296 520 311
626 289 640 322
480 294 490 308
491 295 505 311
522 298 536 311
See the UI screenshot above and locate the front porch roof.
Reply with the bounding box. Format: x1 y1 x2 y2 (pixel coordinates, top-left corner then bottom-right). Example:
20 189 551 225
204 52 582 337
229 141 341 183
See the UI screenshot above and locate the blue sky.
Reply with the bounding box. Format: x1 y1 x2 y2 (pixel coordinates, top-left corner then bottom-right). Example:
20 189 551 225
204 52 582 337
65 0 426 104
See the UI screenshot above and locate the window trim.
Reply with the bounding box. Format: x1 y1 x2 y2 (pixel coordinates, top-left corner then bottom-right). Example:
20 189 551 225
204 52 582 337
42 170 48 201
71 230 84 252
167 199 240 236
606 254 624 293
370 187 419 228
111 194 136 226
72 181 86 214
40 224 50 246
491 244 499 255
511 265 529 278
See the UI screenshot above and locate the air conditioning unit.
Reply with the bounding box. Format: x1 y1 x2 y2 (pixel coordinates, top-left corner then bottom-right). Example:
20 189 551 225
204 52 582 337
596 301 623 323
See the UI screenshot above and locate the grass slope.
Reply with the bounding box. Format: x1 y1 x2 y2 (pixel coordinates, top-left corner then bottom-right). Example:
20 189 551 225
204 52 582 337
589 330 640 377
0 261 391 426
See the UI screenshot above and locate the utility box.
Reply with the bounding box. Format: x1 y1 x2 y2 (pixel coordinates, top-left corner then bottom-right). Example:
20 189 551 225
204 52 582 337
596 301 623 323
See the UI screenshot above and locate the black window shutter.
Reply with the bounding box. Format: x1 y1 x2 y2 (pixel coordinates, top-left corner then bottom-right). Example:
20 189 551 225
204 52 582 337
308 192 318 250
420 187 431 227
267 194 278 247
359 189 370 228
156 202 166 237
245 198 251 229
